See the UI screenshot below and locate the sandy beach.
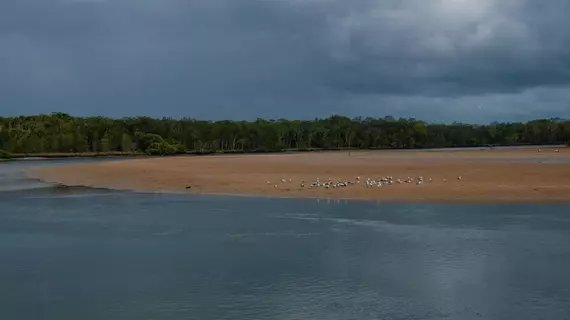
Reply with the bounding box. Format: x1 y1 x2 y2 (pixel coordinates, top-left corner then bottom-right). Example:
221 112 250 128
27 147 570 203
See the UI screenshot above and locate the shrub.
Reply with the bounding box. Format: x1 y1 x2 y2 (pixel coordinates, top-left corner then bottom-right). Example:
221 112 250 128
173 143 188 153
0 150 12 159
135 132 165 151
146 141 178 155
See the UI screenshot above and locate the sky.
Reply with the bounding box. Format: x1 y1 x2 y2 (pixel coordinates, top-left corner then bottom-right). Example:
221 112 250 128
1 0 570 123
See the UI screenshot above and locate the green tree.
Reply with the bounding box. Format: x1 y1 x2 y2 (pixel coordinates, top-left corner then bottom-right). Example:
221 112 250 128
100 134 111 153
1 113 569 156
121 133 134 152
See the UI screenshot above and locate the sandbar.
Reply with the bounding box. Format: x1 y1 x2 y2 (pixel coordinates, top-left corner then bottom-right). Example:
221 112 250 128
27 148 570 203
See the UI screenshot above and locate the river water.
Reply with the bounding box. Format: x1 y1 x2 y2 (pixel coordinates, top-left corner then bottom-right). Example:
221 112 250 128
1 160 570 319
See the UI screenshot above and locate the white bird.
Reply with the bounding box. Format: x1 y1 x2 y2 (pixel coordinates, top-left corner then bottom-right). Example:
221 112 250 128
274 184 278 188
267 181 271 184
458 176 462 181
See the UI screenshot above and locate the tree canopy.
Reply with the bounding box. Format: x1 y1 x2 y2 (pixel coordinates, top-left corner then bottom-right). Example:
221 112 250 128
1 113 569 155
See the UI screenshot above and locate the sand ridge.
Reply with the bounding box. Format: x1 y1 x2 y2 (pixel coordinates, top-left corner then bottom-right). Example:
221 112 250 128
27 148 570 203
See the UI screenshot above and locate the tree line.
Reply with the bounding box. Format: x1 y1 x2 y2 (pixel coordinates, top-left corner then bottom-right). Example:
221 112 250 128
1 113 569 157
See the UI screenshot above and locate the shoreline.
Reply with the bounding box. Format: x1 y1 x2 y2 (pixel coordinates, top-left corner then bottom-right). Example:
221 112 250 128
27 148 570 204
7 144 567 160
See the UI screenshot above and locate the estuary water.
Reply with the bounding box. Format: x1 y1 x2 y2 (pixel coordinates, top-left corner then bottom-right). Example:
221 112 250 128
1 160 570 319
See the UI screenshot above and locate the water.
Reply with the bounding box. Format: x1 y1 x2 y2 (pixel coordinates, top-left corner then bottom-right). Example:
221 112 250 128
2 161 570 319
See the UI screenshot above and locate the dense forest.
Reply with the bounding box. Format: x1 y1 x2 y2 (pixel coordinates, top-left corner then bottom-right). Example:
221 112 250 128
1 113 569 157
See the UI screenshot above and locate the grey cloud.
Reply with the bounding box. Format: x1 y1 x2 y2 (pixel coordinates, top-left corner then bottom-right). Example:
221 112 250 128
1 0 570 121
319 0 570 96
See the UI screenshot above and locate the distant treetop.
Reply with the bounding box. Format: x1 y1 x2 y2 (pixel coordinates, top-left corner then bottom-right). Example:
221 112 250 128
0 114 568 154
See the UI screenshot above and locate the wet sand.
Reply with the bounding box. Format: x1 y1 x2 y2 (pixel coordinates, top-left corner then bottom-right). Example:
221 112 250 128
27 148 570 203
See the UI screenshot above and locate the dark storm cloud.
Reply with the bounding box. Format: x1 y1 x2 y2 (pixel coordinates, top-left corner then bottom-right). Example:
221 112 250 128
1 0 570 121
317 0 570 95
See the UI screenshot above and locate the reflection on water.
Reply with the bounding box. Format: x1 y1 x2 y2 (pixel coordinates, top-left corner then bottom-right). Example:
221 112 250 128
1 161 570 319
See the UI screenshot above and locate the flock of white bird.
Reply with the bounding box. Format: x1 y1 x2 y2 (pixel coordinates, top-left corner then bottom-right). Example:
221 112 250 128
267 175 463 189
261 148 563 190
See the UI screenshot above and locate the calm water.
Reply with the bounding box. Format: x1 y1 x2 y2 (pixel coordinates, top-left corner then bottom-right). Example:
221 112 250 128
1 161 570 319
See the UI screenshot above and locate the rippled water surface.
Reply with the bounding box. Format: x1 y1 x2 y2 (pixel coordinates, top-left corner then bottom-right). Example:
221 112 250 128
2 160 570 319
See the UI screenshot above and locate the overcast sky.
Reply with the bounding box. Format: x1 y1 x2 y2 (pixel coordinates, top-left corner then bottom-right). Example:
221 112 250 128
1 0 569 123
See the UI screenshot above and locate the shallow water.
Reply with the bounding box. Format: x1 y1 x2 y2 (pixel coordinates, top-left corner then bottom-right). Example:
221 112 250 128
2 161 570 319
